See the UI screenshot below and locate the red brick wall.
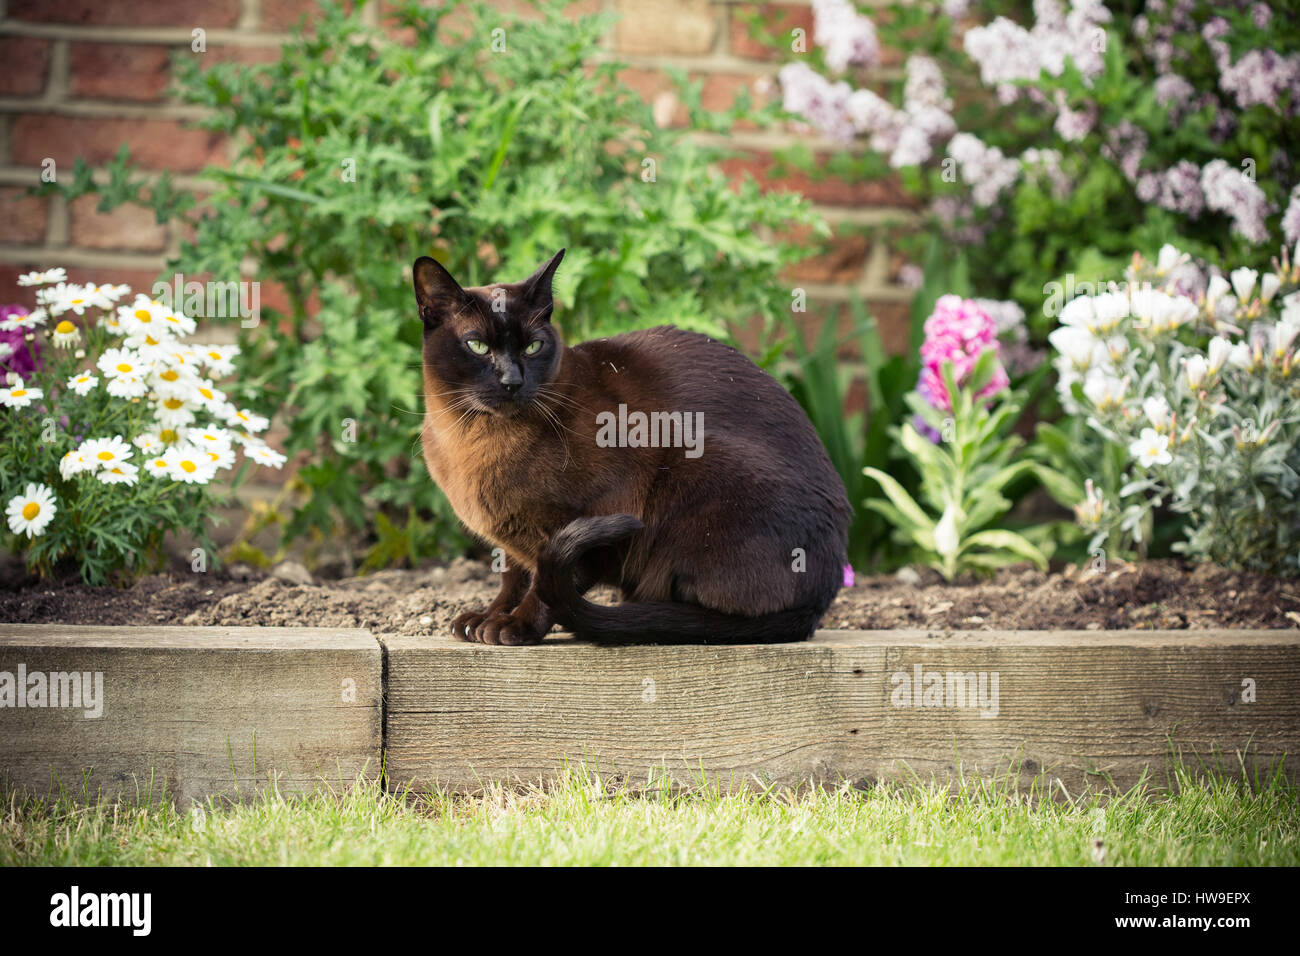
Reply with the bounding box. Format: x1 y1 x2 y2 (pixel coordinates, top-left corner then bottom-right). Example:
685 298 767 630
0 0 917 351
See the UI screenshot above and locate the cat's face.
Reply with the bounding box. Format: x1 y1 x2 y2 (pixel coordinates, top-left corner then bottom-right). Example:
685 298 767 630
414 250 565 416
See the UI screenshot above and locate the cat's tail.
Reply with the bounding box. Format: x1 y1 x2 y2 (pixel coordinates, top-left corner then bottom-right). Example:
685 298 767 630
534 514 825 645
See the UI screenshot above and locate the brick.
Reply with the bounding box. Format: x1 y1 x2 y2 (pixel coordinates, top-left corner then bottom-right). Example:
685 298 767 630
729 4 813 61
8 0 242 28
68 195 168 253
719 151 916 207
11 114 227 173
0 38 53 97
0 188 49 246
781 227 871 284
68 43 172 102
612 0 717 56
261 0 353 32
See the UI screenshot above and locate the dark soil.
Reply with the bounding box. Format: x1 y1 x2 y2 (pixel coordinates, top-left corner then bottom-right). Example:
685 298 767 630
2 558 1296 634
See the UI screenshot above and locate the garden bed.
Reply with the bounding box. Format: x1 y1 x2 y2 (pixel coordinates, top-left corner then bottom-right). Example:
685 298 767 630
1 557 1295 632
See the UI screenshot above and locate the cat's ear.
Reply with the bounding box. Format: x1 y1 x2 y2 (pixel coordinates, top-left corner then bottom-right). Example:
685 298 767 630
412 256 468 329
520 248 565 318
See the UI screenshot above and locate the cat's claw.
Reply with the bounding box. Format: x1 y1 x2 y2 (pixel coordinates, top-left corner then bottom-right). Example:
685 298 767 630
450 609 488 642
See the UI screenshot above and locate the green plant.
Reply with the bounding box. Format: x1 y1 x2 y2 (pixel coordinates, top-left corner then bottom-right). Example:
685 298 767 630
1049 244 1300 574
865 351 1050 579
45 0 820 566
0 271 282 584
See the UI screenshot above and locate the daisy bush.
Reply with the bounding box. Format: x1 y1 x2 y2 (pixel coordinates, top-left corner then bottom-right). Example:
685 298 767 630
0 269 284 584
1048 244 1300 573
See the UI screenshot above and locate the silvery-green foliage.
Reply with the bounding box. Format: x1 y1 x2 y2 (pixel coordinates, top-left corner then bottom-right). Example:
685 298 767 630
1051 245 1300 574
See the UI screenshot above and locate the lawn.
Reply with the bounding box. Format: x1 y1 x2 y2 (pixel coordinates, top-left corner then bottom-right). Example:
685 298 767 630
3 762 1297 867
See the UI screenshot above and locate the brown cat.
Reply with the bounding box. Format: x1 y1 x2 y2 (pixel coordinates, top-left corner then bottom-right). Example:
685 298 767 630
414 249 850 645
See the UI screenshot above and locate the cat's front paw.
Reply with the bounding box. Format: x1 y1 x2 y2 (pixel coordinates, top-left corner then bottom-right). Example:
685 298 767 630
450 609 489 642
475 609 548 646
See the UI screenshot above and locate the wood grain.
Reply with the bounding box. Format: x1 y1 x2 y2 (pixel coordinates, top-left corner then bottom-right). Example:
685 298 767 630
383 629 1300 792
0 625 382 805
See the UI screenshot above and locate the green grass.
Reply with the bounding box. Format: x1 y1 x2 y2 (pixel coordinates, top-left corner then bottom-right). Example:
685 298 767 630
3 762 1297 866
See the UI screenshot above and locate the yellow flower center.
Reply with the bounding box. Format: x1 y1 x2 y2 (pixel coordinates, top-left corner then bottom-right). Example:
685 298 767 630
134 310 152 322
153 458 167 468
160 429 178 442
198 388 213 400
163 398 184 410
181 460 197 473
97 451 114 461
208 351 221 360
21 502 39 520
208 452 219 461
144 335 160 345
116 363 133 373
11 389 26 397
160 370 179 381
55 320 75 334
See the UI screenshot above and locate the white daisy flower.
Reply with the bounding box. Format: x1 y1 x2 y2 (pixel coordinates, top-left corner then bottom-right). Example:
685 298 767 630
155 394 198 428
149 364 198 398
1129 428 1172 468
16 267 68 287
164 445 218 484
197 344 239 377
190 380 227 412
59 449 93 480
40 283 92 316
97 461 139 486
5 483 57 538
79 283 122 310
143 453 173 478
51 319 82 349
126 329 178 354
160 310 197 337
155 427 186 446
0 308 47 332
117 298 168 336
0 378 43 409
81 435 133 469
246 442 287 469
97 346 145 380
106 375 149 399
203 445 236 470
226 407 270 433
186 425 234 452
133 432 164 454
67 371 99 396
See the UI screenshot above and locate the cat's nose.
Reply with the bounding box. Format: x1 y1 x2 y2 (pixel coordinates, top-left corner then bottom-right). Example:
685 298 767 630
499 364 523 394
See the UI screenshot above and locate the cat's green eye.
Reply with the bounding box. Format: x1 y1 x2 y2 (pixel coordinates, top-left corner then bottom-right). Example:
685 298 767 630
524 339 544 356
465 339 489 356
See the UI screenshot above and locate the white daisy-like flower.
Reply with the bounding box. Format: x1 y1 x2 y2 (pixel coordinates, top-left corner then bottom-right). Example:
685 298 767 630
39 283 92 317
51 319 82 349
1129 428 1172 468
5 483 57 538
117 297 168 336
0 308 47 332
0 342 13 363
97 461 139 486
159 309 197 337
190 380 227 412
226 407 270 433
81 435 134 469
186 425 234 452
149 363 197 399
133 432 164 454
0 378 43 409
106 375 149 399
79 283 122 310
197 344 239 377
143 453 173 479
59 449 93 480
203 444 236 470
155 395 198 428
97 346 145 380
164 445 218 484
1143 395 1173 430
155 427 185 446
67 371 99 396
126 329 178 354
245 442 287 469
16 267 68 287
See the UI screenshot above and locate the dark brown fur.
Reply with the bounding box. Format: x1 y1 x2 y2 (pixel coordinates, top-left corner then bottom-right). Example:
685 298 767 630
415 250 850 645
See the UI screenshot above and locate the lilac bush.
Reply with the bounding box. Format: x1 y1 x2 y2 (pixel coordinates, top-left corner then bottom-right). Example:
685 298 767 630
775 1 1300 327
